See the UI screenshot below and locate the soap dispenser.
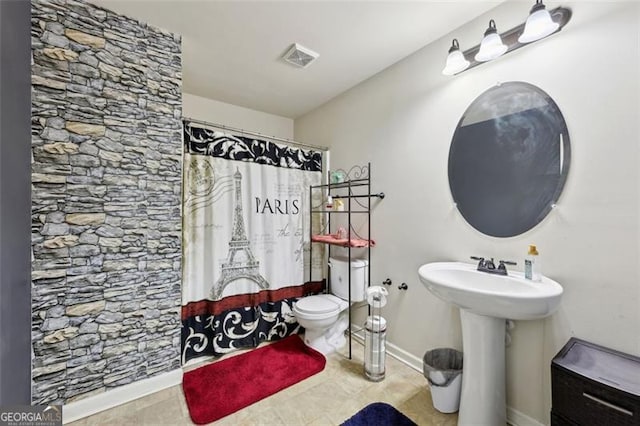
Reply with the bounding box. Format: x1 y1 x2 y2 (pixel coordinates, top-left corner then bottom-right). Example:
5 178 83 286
524 244 541 282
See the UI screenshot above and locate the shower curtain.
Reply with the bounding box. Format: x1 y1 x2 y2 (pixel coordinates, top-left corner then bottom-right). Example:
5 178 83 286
181 123 325 363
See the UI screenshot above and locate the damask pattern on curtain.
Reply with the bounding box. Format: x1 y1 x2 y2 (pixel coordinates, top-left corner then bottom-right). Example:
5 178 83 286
181 123 325 364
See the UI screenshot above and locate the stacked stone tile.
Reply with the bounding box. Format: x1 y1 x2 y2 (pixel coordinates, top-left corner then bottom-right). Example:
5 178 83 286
31 0 182 404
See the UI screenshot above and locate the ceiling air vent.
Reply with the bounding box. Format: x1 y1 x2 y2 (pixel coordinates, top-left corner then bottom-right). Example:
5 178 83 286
282 43 319 68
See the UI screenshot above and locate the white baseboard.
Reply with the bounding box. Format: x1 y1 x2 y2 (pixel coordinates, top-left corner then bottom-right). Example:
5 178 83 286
350 329 424 372
349 328 545 426
63 369 183 424
506 406 546 426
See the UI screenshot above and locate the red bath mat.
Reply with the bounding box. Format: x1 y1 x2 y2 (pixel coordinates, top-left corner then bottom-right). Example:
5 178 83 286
182 334 326 424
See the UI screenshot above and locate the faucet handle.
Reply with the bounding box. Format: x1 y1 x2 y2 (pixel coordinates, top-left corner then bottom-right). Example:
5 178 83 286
497 260 517 273
471 256 487 269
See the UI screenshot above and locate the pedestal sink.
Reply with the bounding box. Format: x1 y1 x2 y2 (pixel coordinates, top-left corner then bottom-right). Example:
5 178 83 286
418 262 563 425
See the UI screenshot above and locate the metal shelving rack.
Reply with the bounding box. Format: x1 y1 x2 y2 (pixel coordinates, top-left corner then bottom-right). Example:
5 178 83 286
308 163 384 359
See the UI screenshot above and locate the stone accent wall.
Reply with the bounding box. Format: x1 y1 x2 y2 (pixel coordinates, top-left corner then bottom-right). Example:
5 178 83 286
30 0 182 405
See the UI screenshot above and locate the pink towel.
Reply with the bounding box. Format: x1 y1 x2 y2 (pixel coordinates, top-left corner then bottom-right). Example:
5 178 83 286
311 234 375 248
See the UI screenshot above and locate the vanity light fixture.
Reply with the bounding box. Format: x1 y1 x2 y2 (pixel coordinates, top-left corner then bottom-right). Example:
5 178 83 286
475 20 508 62
442 5 571 76
442 39 470 76
518 0 560 43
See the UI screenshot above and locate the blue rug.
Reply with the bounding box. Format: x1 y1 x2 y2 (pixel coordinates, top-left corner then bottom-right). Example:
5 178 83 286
341 402 417 426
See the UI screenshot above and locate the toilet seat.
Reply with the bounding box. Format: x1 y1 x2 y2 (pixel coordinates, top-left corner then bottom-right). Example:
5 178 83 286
295 295 340 314
293 294 347 320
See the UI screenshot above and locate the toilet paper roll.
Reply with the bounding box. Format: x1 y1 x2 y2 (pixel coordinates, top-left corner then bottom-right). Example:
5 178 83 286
366 286 388 307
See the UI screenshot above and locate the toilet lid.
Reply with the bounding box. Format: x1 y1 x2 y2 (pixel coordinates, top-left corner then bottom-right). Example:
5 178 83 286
295 295 340 315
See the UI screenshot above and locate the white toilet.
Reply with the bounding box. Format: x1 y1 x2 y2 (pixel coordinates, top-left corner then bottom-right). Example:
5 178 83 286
293 256 368 355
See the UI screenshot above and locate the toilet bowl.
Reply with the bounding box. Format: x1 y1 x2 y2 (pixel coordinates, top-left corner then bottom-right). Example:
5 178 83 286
293 256 368 355
293 294 349 354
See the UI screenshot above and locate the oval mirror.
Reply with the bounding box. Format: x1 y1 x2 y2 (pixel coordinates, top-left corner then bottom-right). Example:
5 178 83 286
448 82 570 238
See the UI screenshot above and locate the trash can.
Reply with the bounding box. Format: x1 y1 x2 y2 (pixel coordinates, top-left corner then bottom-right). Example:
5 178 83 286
423 348 463 413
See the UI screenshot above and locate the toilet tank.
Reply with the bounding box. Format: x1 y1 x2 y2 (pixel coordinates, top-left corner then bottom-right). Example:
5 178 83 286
328 256 368 302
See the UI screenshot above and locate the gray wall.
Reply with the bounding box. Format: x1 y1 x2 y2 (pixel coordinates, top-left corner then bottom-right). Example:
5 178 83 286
0 0 33 406
31 0 182 405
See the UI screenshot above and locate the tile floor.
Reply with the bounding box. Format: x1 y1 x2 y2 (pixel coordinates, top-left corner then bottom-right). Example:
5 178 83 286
69 339 457 425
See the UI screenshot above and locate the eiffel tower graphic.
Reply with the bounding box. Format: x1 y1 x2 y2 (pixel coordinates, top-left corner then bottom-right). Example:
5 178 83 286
211 168 269 300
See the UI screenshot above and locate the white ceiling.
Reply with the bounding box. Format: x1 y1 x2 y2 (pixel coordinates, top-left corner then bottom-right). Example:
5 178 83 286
93 1 501 118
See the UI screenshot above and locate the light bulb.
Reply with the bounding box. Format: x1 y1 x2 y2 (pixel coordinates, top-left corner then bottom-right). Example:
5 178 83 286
519 1 559 43
442 39 470 76
475 20 508 62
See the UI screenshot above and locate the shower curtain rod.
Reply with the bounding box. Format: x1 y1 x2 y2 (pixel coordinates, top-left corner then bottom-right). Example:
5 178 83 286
182 116 329 152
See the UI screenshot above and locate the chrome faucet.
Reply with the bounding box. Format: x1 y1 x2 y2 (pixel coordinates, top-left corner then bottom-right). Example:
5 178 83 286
470 256 516 276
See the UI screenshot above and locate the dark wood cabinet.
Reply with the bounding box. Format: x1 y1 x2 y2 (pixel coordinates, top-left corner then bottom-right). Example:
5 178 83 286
551 338 640 426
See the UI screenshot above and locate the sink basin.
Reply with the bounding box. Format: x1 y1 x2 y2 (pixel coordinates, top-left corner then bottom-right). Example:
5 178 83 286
417 261 563 425
418 261 563 320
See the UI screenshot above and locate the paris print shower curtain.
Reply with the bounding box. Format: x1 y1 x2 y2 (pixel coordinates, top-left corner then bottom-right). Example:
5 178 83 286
181 123 324 363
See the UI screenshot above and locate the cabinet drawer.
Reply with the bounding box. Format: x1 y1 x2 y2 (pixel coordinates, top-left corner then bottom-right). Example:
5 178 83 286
551 338 640 426
550 411 578 426
552 367 638 426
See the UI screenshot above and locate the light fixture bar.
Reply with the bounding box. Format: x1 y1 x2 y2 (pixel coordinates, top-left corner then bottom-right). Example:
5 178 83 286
452 7 571 75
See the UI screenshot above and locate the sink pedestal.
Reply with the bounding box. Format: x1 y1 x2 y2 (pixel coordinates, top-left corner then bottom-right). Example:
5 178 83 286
459 310 506 426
